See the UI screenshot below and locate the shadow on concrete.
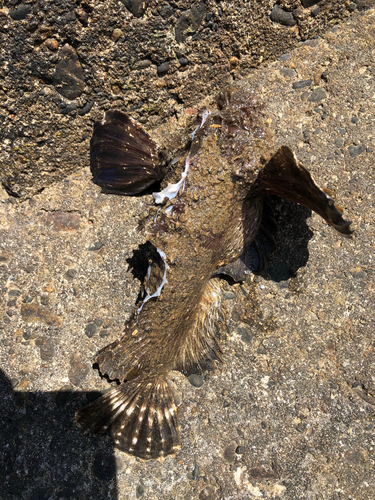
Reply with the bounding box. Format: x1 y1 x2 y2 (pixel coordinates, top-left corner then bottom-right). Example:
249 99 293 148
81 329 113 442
261 195 313 282
0 369 117 500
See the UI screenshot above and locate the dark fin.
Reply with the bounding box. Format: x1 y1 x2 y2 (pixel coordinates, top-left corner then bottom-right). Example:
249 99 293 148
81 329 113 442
75 375 180 460
174 278 224 376
212 200 278 281
90 110 166 195
255 146 353 235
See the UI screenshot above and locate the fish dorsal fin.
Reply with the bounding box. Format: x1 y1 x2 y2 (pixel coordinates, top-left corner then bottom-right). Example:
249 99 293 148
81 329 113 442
90 110 166 195
255 146 352 235
75 375 180 460
174 278 224 376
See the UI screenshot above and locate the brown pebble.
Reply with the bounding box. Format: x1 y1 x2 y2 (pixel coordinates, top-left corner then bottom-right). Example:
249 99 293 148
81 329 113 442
229 56 239 70
112 84 122 95
112 29 123 41
45 38 59 51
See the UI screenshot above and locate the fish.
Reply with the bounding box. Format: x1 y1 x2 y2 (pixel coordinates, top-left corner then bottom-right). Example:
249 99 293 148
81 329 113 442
75 82 352 460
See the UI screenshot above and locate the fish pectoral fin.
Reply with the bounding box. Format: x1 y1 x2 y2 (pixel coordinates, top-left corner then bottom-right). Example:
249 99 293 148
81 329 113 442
255 146 353 235
212 199 278 281
174 278 224 376
90 110 166 195
75 375 180 460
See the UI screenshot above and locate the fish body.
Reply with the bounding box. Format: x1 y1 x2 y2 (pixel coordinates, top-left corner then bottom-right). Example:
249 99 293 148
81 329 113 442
76 83 352 459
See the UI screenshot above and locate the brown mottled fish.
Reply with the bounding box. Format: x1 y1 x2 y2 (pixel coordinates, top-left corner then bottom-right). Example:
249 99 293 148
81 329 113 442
75 83 352 459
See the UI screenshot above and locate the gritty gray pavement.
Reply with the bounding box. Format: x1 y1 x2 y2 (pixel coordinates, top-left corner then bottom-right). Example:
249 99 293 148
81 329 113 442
1 4 375 500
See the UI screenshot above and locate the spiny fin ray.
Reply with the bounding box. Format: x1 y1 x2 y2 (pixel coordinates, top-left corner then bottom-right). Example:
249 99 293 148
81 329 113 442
174 278 224 376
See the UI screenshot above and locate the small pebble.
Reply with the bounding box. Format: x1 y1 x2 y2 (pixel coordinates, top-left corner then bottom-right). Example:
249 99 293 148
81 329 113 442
348 145 365 158
9 4 31 20
45 38 59 51
78 100 95 116
308 87 327 103
224 291 236 299
188 374 204 387
303 129 310 141
53 44 85 100
270 5 296 27
296 422 307 432
11 377 19 388
157 61 169 76
134 59 151 70
293 79 312 89
302 39 319 48
334 138 344 148
85 323 97 338
280 68 297 78
40 294 49 305
351 116 359 124
112 29 123 41
136 484 145 498
88 241 104 251
301 91 311 101
66 269 76 278
64 10 76 23
235 446 244 455
60 103 77 115
68 353 90 386
237 326 253 344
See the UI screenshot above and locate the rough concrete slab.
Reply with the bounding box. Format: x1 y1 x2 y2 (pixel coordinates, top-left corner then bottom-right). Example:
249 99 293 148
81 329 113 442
1 6 375 500
1 0 374 198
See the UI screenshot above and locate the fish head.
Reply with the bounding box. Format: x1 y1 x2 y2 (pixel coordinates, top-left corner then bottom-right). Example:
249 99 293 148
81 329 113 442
200 84 274 195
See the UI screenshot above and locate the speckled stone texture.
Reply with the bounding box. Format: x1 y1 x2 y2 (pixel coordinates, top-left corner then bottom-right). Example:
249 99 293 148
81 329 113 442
1 6 375 500
0 0 370 198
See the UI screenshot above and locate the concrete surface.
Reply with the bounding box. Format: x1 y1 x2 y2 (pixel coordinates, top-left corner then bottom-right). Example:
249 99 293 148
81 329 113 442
0 0 369 198
1 4 375 500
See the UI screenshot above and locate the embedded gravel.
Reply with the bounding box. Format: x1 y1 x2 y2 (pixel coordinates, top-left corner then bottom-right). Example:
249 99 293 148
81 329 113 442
1 4 375 500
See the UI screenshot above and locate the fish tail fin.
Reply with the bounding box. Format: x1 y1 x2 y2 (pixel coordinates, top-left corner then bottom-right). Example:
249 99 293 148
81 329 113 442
256 146 353 235
175 278 224 376
75 375 180 460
